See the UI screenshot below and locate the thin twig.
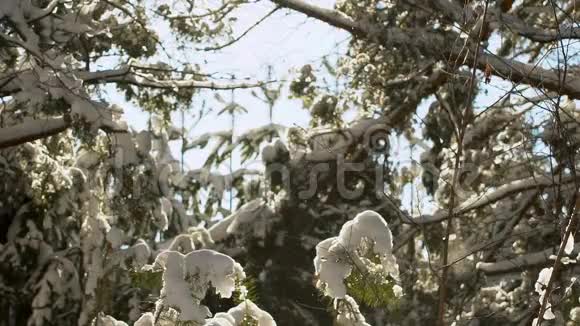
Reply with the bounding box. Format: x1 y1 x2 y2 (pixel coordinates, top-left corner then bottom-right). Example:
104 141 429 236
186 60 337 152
436 1 490 325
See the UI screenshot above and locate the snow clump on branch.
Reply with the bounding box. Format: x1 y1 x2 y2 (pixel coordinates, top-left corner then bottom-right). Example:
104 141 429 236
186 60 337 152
149 249 245 322
313 210 401 324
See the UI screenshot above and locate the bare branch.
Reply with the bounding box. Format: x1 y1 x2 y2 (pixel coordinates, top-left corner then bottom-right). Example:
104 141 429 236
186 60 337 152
270 0 372 36
198 7 280 51
0 117 69 149
498 12 580 42
408 173 579 225
28 0 59 22
1 67 270 97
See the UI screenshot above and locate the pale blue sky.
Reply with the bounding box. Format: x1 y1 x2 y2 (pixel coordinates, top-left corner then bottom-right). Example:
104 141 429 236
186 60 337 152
103 1 349 172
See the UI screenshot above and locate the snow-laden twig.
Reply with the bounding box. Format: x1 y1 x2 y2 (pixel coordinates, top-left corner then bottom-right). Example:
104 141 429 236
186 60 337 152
411 173 580 225
476 242 580 274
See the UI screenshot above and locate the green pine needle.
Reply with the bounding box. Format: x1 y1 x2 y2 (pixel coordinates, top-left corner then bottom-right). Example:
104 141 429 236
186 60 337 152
345 267 399 309
233 276 260 304
129 269 163 292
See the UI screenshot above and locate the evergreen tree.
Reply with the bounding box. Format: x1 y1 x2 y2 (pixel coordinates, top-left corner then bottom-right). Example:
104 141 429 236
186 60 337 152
2 1 580 325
